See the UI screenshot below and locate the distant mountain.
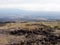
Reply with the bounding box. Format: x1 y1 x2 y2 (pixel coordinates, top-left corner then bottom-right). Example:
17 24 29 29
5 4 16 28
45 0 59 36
0 9 60 22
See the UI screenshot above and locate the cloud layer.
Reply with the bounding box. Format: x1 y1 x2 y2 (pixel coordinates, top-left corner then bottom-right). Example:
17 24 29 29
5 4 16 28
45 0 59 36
0 0 60 11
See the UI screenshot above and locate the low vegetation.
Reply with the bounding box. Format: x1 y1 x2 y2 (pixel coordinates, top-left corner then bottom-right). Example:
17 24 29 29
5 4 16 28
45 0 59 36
0 21 60 45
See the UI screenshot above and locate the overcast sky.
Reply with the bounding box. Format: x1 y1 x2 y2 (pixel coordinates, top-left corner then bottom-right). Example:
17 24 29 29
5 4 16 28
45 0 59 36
0 0 60 11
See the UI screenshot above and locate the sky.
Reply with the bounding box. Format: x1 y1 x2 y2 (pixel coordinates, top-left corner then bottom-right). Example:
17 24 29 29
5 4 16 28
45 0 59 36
0 0 60 11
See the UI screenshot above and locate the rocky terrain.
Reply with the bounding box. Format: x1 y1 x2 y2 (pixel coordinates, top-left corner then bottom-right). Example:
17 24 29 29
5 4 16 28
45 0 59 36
0 22 60 45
